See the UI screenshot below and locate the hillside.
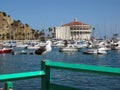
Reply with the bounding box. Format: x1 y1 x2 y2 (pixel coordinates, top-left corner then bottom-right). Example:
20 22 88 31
0 11 36 40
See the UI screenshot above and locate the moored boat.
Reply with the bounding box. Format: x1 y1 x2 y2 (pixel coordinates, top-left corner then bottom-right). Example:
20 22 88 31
59 44 78 52
0 48 13 53
83 47 107 54
26 45 40 49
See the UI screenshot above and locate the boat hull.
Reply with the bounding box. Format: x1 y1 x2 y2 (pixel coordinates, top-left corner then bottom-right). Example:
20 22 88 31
83 49 107 54
59 47 78 52
0 48 12 53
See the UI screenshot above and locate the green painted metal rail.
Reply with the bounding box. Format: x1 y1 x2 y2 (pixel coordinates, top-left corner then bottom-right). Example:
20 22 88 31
0 60 120 90
0 71 45 82
45 60 120 76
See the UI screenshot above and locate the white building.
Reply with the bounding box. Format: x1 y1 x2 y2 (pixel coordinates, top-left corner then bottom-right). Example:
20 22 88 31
54 19 92 40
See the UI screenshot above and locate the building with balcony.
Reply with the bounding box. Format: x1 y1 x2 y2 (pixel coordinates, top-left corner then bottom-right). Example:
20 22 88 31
54 18 92 40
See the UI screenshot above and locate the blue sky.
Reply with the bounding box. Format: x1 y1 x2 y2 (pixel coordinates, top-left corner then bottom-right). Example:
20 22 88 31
0 0 120 38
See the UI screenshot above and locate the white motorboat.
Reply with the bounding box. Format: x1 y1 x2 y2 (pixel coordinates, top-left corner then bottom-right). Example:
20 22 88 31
83 47 107 54
3 41 16 47
16 42 28 48
52 40 64 47
97 50 107 54
27 42 46 49
59 44 78 52
74 40 88 48
27 45 40 49
83 49 98 54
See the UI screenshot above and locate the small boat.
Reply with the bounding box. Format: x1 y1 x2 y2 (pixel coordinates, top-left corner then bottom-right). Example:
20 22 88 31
27 45 40 49
0 48 13 53
16 42 28 48
83 49 98 54
52 40 64 47
83 47 107 54
59 44 78 52
3 41 16 47
97 50 107 54
74 40 88 48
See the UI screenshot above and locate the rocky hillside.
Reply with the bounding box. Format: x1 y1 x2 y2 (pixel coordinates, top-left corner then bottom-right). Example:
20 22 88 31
0 11 36 40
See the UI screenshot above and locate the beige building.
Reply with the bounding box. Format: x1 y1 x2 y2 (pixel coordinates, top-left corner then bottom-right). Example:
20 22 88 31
54 19 92 40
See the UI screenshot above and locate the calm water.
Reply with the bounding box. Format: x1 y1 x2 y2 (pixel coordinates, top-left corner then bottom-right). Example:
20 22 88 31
0 47 120 90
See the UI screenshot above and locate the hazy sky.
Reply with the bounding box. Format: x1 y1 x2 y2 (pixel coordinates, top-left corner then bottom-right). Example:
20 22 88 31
0 0 120 38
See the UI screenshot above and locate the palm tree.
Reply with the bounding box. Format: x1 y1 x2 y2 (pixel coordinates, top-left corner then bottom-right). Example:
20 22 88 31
27 32 30 40
92 27 95 38
6 33 10 39
39 30 45 41
14 33 18 40
48 27 53 38
31 29 36 39
35 30 40 39
2 34 5 40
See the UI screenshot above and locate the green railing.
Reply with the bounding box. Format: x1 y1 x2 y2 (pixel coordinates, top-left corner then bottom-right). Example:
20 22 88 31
0 60 120 90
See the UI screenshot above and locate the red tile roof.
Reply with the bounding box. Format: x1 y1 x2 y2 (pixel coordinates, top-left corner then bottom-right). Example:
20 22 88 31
63 19 87 26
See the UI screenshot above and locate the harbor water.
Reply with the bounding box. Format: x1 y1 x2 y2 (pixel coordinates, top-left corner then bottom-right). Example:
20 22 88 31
0 47 120 90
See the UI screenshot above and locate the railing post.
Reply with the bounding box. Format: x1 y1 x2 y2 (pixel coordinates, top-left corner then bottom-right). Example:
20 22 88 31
41 60 50 90
5 82 13 90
